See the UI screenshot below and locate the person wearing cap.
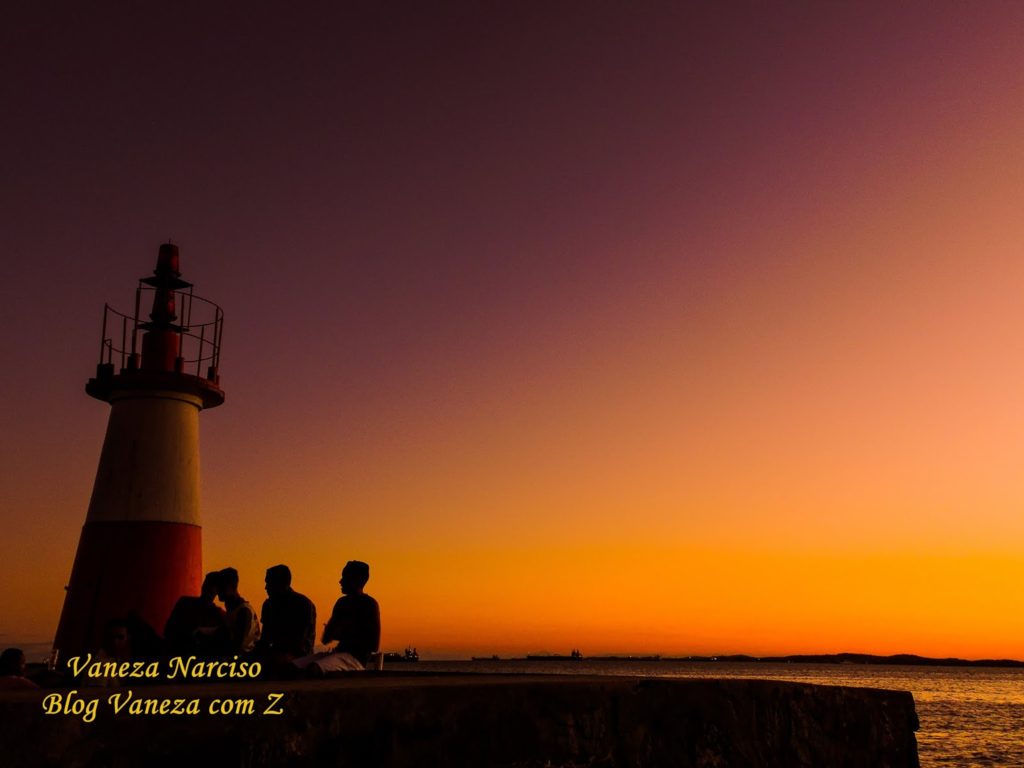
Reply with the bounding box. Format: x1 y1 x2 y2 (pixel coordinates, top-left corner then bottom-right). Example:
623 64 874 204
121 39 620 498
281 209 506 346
293 560 380 675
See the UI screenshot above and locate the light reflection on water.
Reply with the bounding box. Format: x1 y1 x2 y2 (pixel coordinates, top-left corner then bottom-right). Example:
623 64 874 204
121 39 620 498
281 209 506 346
413 660 1024 768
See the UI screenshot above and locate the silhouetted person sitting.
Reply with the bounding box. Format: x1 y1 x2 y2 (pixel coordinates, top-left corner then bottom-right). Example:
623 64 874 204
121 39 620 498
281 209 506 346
255 564 316 665
215 567 261 655
164 571 227 657
293 560 380 675
103 619 133 661
0 648 39 690
82 619 134 687
90 614 162 676
124 610 164 660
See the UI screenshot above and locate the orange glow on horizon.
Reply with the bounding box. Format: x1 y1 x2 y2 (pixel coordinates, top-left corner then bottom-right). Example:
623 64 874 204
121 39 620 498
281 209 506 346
5 4 1024 663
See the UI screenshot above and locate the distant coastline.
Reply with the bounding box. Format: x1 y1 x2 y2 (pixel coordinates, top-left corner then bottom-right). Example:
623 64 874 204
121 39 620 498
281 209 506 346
666 652 1024 668
11 639 1024 669
484 652 1024 668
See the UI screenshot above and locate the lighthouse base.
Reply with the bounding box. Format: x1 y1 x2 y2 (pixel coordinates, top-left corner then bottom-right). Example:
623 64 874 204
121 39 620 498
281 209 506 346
54 521 201 657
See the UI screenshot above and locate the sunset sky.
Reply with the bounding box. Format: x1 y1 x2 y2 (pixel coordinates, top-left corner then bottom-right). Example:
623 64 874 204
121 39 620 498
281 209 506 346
3 2 1024 659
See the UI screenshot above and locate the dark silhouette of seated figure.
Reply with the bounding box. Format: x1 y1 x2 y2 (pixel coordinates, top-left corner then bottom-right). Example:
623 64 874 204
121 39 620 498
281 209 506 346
164 571 227 657
95 612 161 665
81 617 160 685
256 564 316 663
102 619 132 662
291 560 380 676
323 560 380 667
0 648 38 690
215 567 261 654
83 618 134 684
124 610 164 660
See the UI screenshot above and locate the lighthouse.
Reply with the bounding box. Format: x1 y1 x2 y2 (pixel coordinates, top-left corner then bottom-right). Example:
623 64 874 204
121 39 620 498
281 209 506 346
54 244 224 658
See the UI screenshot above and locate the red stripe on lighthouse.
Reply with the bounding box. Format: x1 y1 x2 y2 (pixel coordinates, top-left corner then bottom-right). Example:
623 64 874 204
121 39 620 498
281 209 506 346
55 521 201 656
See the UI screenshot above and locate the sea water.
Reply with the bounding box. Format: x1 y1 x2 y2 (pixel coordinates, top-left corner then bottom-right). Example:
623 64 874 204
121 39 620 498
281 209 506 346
412 659 1024 768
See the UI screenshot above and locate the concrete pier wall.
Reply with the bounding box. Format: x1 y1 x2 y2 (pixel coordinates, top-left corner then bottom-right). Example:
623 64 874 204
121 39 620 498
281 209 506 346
0 674 919 767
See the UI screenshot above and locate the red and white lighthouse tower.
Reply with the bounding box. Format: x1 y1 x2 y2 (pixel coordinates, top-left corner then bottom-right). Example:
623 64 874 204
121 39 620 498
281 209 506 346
54 243 224 657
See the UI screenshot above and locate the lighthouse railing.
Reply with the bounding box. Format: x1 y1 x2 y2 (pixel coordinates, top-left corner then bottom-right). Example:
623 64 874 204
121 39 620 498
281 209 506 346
96 288 224 383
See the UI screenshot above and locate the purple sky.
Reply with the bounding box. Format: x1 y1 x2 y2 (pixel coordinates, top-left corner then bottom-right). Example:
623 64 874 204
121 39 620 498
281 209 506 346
5 3 1024 656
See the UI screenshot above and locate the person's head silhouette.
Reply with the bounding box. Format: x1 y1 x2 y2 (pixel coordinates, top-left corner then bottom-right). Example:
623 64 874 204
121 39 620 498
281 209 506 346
218 567 241 601
265 564 292 597
340 560 370 595
200 571 221 602
0 648 26 677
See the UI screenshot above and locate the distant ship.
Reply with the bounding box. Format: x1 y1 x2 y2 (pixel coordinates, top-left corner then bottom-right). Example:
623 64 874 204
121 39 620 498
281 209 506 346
526 648 584 661
383 647 419 662
471 655 501 661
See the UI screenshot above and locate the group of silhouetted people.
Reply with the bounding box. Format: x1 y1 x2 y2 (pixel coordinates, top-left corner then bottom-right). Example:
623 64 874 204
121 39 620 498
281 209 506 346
100 560 380 678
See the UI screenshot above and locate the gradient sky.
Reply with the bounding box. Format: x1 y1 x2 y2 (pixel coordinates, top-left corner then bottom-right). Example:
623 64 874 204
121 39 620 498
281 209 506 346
3 2 1024 659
